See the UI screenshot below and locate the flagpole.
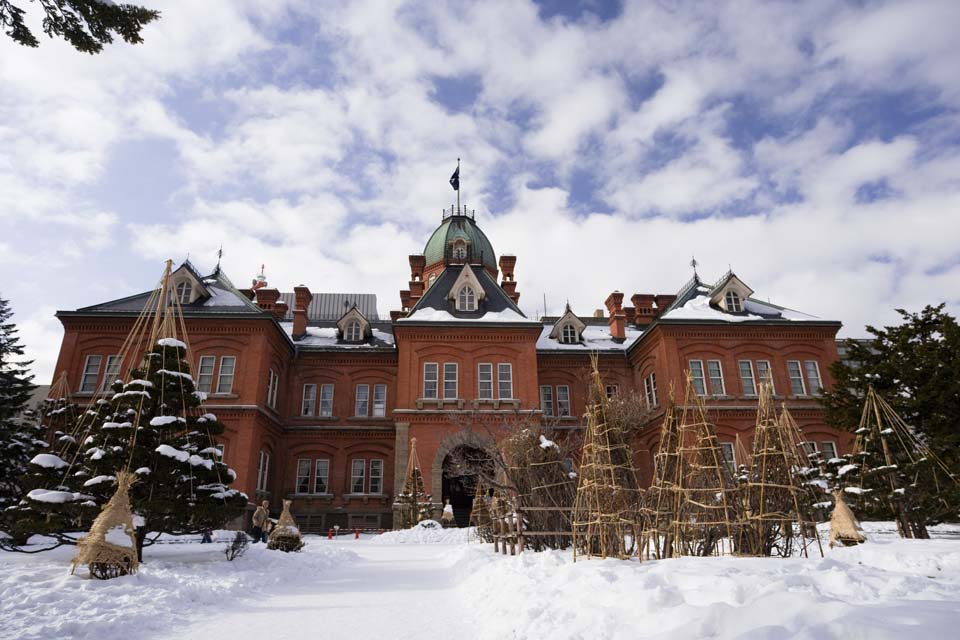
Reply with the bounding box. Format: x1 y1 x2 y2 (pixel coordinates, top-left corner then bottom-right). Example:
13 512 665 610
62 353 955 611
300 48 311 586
457 157 461 213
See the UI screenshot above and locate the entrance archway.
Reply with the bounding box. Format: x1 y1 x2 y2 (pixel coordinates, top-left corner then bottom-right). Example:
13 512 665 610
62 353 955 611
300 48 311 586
441 445 494 527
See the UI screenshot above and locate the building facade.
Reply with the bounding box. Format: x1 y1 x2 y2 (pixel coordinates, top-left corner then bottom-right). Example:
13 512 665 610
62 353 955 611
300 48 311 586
51 209 848 530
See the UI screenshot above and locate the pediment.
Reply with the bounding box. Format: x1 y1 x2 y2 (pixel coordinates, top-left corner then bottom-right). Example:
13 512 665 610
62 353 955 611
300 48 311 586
336 306 371 341
446 266 486 303
549 306 587 341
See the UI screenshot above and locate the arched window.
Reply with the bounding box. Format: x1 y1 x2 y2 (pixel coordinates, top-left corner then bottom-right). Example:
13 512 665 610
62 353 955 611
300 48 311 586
176 281 192 304
724 290 742 312
453 244 466 260
457 285 476 311
345 320 362 342
428 274 436 288
560 324 578 344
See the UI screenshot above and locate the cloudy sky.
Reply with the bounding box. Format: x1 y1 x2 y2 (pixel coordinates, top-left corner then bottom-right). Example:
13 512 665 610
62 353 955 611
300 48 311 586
3 0 959 383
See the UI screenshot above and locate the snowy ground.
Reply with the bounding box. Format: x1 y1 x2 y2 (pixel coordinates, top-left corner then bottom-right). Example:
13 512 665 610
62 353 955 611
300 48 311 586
1 523 959 640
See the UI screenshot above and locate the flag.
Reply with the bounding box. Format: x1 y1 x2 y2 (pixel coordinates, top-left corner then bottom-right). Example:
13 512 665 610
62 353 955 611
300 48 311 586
449 165 460 191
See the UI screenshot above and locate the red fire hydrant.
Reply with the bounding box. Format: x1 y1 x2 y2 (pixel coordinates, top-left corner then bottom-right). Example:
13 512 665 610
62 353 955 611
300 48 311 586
327 528 333 540
354 528 360 539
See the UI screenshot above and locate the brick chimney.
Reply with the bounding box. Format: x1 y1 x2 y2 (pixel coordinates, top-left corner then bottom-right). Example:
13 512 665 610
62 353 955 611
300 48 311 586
400 290 412 311
605 291 625 340
499 255 519 303
409 254 425 281
631 293 657 326
655 294 677 315
255 288 287 321
292 285 313 336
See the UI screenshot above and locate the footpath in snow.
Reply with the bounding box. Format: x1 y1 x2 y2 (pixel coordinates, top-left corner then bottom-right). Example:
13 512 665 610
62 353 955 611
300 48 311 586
1 523 960 640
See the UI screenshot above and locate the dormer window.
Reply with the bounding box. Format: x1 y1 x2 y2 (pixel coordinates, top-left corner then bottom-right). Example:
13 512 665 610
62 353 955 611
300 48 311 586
453 245 466 260
724 290 742 312
345 320 362 342
176 281 192 304
560 324 578 344
457 285 476 312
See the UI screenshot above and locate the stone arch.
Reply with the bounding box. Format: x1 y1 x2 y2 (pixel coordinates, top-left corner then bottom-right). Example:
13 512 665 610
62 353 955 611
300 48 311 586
430 430 497 502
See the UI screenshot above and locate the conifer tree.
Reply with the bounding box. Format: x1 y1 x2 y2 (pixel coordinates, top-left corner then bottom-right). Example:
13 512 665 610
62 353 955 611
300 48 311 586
0 295 40 513
10 339 246 558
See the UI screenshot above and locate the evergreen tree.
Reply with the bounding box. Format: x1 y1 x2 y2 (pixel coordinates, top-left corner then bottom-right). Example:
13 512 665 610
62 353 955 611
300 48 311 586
822 304 960 521
0 295 39 512
1 0 159 54
9 339 246 558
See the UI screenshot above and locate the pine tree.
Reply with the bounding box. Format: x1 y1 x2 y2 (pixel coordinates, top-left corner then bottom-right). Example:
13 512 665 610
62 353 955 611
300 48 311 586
10 339 246 558
0 295 39 513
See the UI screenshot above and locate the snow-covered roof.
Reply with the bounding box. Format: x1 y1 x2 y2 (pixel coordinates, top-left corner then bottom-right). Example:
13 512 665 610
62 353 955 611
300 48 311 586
280 322 395 349
400 307 536 323
536 324 644 352
659 280 820 323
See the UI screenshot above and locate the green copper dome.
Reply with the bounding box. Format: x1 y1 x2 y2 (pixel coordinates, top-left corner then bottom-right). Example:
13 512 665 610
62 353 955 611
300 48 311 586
423 214 497 270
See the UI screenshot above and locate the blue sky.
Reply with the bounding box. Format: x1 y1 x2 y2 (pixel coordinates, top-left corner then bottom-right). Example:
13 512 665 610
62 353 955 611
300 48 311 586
2 0 959 382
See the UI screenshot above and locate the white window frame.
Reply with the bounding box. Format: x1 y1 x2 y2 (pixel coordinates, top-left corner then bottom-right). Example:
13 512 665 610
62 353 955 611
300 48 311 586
720 442 736 473
350 459 366 494
443 363 458 400
804 360 823 396
345 320 362 342
302 383 317 416
801 441 818 459
787 360 807 396
373 383 387 417
79 355 102 393
266 368 279 409
724 290 742 312
457 285 476 311
216 356 236 394
256 449 270 492
478 363 494 400
319 383 334 417
101 354 121 392
556 385 571 417
706 360 726 396
423 362 438 399
197 355 216 394
176 281 192 304
605 384 619 399
540 385 554 417
688 360 707 396
295 458 311 494
756 360 774 394
314 459 330 494
561 324 578 344
355 384 369 417
739 360 757 397
644 373 658 408
820 441 838 461
498 363 513 400
369 459 384 494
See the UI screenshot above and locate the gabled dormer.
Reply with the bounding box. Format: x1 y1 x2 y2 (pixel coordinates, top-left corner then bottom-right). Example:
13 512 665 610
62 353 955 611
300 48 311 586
170 262 210 305
447 264 486 312
549 304 587 344
709 271 754 313
337 305 371 343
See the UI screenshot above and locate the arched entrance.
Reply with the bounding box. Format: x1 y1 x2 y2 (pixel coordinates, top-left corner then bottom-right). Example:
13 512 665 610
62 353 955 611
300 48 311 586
441 445 494 527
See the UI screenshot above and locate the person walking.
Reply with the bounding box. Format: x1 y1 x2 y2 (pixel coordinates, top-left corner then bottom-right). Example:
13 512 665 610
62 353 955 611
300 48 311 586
252 500 269 543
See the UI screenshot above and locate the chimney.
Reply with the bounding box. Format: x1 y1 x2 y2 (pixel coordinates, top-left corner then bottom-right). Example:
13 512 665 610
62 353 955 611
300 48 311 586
631 293 657 326
255 288 286 321
409 254 425 281
499 255 516 282
624 306 636 324
390 310 404 321
272 300 288 321
292 285 313 336
593 309 604 319
655 294 677 316
605 291 625 340
239 288 255 301
400 290 412 311
409 280 424 299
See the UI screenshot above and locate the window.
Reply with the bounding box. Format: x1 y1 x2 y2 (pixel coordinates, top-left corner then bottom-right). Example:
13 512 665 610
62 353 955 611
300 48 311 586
787 360 806 396
688 360 706 396
345 320 362 342
478 363 493 400
314 459 329 493
256 450 270 492
101 355 121 392
302 384 317 416
540 385 554 416
197 355 215 393
801 441 818 460
423 363 438 399
266 368 279 409
724 290 742 312
606 384 619 398
319 384 334 417
820 441 838 461
216 356 236 394
457 285 476 311
453 244 466 260
720 442 736 474
643 373 658 408
428 273 436 288
706 360 725 395
557 385 571 417
79 355 102 393
739 360 757 397
756 360 774 393
369 459 383 494
805 361 823 396
296 458 311 494
351 459 365 493
373 384 387 417
355 384 369 417
498 363 513 399
560 324 578 344
443 363 458 400
176 281 192 304
215 443 225 461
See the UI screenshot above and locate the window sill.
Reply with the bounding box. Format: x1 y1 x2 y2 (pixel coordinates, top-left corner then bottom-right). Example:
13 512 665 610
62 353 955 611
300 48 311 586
348 416 391 421
295 415 338 420
209 393 239 400
290 493 333 499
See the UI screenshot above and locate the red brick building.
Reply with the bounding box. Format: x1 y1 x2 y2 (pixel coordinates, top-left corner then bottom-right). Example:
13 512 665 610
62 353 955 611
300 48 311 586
51 208 847 529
